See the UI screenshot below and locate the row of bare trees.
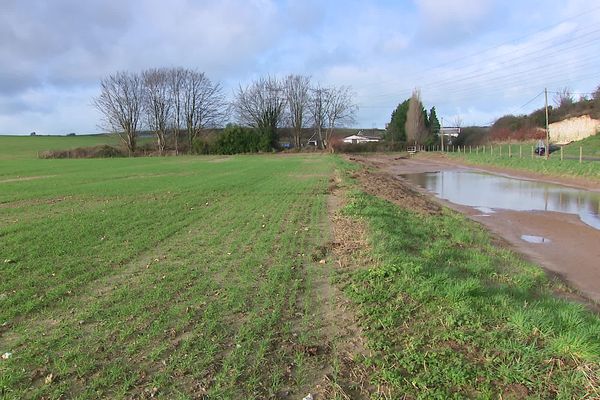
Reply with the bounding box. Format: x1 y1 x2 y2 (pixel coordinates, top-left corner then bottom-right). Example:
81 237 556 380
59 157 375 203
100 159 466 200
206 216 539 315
94 68 226 155
232 75 357 150
95 71 357 155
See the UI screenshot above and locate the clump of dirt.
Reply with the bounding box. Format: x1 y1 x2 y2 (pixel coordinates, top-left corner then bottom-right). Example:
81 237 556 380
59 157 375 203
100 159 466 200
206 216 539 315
348 156 441 215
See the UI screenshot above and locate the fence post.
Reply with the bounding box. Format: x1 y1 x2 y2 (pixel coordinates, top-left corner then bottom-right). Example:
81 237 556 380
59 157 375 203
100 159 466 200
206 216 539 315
580 146 583 164
491 146 494 156
560 146 563 161
509 145 512 158
531 146 534 159
519 145 522 159
499 146 502 157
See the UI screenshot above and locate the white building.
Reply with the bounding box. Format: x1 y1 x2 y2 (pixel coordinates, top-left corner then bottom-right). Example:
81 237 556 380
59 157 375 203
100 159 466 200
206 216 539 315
342 131 381 144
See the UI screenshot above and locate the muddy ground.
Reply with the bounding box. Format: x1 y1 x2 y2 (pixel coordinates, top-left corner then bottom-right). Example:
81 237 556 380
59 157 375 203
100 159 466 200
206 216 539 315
347 153 600 304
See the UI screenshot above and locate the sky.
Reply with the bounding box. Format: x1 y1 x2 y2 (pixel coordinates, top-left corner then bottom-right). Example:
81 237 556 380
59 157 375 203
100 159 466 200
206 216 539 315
1 0 600 134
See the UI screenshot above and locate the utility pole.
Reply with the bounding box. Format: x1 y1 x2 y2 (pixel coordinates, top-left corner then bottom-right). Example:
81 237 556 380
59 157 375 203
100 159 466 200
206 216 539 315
545 88 550 160
440 117 444 152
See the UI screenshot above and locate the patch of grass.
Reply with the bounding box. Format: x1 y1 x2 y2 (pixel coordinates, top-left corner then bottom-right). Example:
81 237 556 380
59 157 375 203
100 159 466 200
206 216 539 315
336 161 600 398
0 153 335 398
0 135 121 160
445 147 600 180
563 133 600 157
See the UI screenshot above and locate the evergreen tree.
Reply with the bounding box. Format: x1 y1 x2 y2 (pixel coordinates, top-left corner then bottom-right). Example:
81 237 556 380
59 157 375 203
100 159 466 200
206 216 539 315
386 99 410 142
428 106 440 135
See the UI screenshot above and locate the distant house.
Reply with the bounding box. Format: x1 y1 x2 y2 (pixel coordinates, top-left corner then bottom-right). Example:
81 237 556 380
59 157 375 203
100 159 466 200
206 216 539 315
342 131 380 144
440 127 460 145
30 132 36 136
440 127 460 138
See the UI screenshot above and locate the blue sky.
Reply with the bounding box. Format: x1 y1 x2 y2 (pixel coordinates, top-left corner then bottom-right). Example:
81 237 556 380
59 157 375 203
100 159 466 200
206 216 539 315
1 0 600 134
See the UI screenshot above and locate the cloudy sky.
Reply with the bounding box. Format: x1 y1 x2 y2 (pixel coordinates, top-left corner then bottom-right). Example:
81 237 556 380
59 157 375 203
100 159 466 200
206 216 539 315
2 0 600 134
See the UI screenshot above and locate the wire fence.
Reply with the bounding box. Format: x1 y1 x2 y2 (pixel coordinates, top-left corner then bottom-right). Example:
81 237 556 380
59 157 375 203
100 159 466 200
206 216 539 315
423 143 600 163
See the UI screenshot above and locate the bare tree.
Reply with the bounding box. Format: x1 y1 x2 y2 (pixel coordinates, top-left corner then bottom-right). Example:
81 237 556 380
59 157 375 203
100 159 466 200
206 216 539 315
453 115 463 129
553 87 574 108
405 89 427 145
309 85 329 149
182 70 227 152
93 71 143 155
593 84 600 102
284 75 311 148
324 85 357 149
167 67 186 155
233 76 287 148
142 68 172 155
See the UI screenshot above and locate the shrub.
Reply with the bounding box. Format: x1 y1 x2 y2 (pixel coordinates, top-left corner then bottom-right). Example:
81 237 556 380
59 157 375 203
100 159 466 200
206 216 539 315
39 145 126 159
332 140 405 153
213 124 271 154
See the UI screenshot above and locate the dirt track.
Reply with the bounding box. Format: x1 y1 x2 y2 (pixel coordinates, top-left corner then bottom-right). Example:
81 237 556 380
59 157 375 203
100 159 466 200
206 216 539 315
349 154 600 304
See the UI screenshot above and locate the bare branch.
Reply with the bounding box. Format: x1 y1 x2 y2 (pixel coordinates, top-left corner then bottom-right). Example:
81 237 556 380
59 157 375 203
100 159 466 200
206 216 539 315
142 68 172 155
93 71 143 155
182 70 228 151
323 85 357 149
284 75 311 148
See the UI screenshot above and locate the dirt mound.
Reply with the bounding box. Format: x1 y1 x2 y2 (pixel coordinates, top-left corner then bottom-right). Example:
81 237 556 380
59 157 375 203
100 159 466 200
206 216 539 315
347 155 441 215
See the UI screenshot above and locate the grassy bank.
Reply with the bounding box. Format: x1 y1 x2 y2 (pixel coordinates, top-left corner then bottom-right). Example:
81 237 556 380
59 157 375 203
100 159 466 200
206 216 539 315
0 154 336 398
445 151 600 180
335 159 600 398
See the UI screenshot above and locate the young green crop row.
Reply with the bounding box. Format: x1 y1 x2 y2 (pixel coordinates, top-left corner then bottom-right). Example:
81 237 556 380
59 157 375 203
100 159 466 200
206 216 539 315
1 151 599 398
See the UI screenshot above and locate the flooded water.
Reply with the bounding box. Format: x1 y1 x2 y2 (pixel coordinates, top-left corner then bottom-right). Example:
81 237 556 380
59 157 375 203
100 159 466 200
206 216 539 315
521 235 551 244
401 170 600 230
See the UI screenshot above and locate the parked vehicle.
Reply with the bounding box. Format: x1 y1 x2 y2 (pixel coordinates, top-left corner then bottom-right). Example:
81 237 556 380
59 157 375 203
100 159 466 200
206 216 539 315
534 141 560 156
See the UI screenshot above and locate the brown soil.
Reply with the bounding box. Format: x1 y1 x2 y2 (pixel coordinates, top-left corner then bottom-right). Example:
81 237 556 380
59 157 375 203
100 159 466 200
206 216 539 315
348 154 600 304
348 156 441 215
304 171 385 399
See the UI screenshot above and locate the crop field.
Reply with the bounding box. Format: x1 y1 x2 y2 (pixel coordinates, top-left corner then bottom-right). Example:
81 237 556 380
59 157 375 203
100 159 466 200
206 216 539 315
1 138 600 399
1 153 339 398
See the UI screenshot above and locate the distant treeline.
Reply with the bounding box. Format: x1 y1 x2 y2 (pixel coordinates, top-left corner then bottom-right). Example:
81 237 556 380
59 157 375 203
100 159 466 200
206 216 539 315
93 68 358 156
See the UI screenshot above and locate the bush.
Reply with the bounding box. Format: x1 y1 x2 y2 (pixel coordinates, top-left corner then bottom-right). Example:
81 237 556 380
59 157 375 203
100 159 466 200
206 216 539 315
39 145 126 159
332 140 406 153
213 124 272 154
192 138 213 155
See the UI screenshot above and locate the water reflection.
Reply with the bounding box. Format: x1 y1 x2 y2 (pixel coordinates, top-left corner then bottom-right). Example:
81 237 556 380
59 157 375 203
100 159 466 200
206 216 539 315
402 171 600 230
521 235 551 244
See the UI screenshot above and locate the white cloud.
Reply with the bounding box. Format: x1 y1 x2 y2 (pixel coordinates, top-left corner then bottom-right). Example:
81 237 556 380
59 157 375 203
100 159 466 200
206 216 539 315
1 0 600 133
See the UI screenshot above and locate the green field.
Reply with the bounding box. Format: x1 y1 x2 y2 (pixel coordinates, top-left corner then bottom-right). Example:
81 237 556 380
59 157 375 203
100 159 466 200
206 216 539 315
1 138 599 398
0 135 121 160
1 153 338 398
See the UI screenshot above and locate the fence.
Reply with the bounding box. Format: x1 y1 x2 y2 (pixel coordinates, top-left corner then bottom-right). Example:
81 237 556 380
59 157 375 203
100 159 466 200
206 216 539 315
422 143 598 164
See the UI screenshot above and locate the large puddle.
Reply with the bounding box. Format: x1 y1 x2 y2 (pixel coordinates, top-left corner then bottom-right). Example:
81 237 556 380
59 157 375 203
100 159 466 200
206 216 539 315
401 170 600 230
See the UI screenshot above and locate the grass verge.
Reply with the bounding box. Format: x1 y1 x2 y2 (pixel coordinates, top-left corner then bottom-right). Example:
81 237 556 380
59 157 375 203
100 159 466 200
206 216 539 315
335 157 600 398
445 151 600 181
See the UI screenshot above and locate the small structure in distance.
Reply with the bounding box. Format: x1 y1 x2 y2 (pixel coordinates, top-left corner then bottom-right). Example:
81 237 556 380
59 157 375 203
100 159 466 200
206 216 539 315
342 130 381 144
440 127 460 146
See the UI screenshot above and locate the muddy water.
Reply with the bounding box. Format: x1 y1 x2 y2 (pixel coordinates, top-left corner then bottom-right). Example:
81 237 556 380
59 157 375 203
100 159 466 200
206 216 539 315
402 170 600 230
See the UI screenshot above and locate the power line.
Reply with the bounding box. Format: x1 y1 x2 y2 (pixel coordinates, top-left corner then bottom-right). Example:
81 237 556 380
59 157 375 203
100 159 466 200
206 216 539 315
518 91 545 110
361 35 600 101
353 5 600 92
